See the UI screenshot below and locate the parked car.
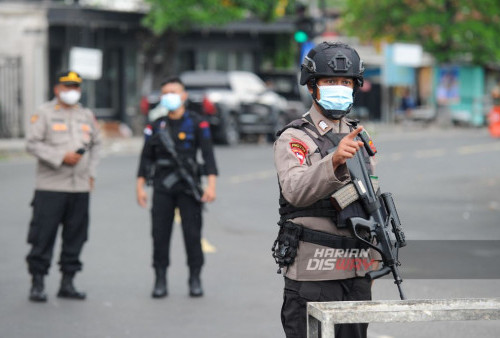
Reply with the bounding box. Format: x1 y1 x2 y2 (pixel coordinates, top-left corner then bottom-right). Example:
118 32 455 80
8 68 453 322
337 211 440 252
180 70 289 145
140 90 161 115
258 70 312 124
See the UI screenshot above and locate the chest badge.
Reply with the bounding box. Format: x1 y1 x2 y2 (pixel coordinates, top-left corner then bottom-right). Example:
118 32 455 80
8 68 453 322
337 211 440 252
289 138 309 165
318 120 329 131
178 132 186 140
52 123 68 131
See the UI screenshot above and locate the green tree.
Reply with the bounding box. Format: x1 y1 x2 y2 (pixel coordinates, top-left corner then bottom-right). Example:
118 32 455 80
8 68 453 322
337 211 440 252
140 0 291 84
340 0 500 66
142 0 285 34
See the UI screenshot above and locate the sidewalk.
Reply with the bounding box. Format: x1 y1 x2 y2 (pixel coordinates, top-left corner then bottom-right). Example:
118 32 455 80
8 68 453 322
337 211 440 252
0 121 486 160
0 136 144 160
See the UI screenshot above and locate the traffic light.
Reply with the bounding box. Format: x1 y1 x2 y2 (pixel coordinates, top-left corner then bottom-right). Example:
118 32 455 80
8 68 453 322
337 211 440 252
294 30 309 44
294 17 314 43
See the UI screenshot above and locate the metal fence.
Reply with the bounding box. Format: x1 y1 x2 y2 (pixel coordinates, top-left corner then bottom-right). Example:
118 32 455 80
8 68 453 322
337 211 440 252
0 56 23 138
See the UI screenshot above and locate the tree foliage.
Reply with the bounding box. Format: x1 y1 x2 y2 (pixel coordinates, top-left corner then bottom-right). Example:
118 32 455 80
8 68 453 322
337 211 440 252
340 0 500 66
142 0 287 35
140 0 292 81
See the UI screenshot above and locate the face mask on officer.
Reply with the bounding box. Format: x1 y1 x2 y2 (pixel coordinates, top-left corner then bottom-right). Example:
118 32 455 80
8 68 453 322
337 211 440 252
59 89 81 106
161 93 182 111
317 85 353 112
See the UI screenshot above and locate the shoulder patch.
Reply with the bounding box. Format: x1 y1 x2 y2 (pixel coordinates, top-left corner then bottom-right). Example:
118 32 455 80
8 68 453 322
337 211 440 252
289 138 309 165
30 114 39 124
143 124 153 136
198 119 211 139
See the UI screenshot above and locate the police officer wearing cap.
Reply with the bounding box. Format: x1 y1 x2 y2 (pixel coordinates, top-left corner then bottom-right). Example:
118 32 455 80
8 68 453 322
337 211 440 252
136 76 218 298
25 71 102 302
272 42 381 337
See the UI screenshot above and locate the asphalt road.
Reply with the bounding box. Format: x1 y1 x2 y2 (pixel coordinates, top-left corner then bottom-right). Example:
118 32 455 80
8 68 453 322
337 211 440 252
0 124 499 338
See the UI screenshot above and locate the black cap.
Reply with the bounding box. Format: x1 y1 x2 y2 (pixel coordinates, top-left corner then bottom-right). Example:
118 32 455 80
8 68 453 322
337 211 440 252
57 71 82 85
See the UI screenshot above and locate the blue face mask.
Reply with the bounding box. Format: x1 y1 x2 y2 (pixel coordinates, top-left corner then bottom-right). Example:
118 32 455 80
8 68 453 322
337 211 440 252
317 85 353 112
160 93 182 111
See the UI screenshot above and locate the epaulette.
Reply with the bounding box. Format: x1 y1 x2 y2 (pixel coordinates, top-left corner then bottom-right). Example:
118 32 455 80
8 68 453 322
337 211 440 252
276 118 309 137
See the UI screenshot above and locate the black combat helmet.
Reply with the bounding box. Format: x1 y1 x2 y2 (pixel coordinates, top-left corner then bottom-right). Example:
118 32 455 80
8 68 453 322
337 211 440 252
299 41 365 119
300 41 364 89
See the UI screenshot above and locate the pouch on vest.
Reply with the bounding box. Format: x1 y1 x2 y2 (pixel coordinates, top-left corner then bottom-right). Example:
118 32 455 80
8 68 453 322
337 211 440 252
271 222 302 274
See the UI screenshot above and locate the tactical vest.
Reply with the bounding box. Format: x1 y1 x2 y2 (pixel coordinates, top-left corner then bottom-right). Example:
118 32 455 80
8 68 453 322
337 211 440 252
276 115 371 228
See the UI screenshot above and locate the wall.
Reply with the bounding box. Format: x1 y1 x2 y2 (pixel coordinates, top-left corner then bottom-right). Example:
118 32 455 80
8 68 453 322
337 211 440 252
0 3 48 137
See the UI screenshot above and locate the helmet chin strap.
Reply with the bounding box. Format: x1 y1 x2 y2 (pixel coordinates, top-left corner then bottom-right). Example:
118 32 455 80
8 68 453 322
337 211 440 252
310 79 352 120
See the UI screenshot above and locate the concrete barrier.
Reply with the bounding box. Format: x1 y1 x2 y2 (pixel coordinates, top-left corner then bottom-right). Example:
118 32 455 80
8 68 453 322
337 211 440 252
307 298 500 338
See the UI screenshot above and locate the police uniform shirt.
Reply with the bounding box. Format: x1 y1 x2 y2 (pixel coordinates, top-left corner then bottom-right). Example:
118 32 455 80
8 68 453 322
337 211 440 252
137 111 218 192
274 105 379 281
26 99 102 192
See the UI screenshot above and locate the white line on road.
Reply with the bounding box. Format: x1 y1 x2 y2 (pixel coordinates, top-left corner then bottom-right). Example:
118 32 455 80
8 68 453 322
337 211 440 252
390 153 403 161
457 142 500 155
228 142 500 182
378 141 500 162
414 148 447 158
229 169 275 184
201 238 217 253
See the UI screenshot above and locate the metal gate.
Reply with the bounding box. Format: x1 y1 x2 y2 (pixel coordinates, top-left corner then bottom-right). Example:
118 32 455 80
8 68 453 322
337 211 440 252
0 56 23 138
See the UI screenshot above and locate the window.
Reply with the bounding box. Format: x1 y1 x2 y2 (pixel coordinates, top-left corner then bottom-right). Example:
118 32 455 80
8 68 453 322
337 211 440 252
195 50 254 71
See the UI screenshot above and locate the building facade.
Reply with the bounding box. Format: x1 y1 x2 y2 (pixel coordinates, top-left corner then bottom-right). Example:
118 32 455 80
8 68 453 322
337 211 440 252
0 0 298 137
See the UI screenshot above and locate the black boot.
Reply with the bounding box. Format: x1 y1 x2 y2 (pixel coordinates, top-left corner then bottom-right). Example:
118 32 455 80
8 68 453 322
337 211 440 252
151 267 167 298
57 272 86 300
29 274 47 302
188 267 203 297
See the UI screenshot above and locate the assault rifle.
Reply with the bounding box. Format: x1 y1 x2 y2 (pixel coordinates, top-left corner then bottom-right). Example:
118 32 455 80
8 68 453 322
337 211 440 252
347 129 407 300
157 128 203 202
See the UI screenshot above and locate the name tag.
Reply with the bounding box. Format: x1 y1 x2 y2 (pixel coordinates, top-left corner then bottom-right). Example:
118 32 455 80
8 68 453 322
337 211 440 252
52 123 68 131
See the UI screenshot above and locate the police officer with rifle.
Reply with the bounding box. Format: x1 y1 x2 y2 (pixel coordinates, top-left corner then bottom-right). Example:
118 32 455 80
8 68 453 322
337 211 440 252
272 42 406 338
136 76 218 299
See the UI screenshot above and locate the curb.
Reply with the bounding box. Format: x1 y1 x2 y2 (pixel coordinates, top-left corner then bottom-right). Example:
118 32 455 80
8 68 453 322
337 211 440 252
0 137 144 161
